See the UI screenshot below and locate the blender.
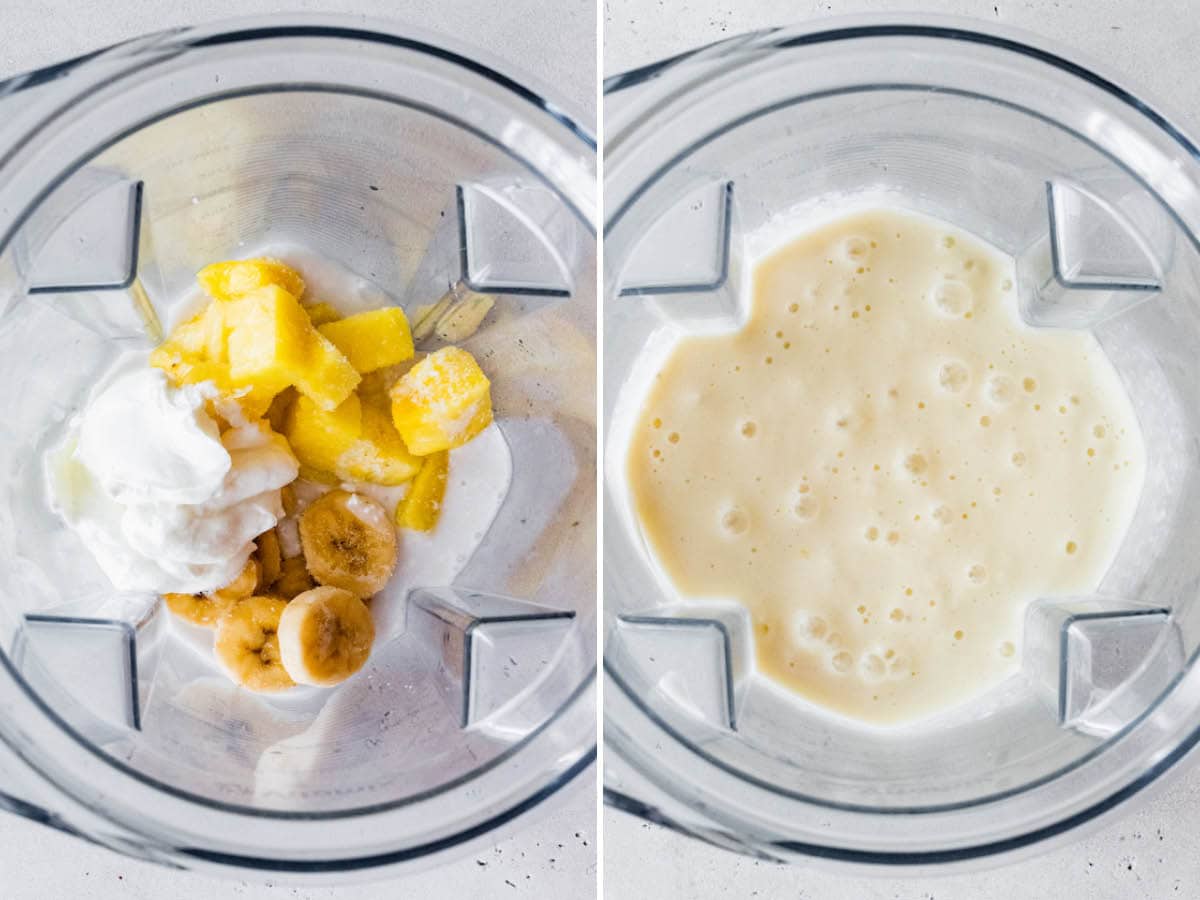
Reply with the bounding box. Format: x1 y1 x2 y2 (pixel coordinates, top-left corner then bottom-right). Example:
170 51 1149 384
0 15 595 880
604 16 1200 869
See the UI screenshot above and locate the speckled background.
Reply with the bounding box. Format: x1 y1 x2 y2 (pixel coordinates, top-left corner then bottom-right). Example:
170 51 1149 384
0 1 595 897
603 1 1200 897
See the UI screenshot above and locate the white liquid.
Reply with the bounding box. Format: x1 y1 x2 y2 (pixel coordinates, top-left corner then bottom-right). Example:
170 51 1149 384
626 208 1146 724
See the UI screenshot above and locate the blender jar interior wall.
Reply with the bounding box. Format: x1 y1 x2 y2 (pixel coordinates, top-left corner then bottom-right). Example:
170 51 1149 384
0 19 594 872
604 23 1200 860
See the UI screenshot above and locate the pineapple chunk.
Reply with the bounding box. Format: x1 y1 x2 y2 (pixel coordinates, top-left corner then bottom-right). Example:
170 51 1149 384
283 392 421 485
284 393 363 476
340 400 422 484
396 450 449 531
304 302 341 326
198 257 306 301
318 308 414 374
389 347 493 454
224 285 360 411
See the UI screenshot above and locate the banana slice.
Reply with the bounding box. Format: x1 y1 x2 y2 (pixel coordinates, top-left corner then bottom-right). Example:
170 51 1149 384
163 556 260 627
280 483 298 516
274 555 315 599
256 529 282 589
214 595 295 692
277 586 375 686
298 490 397 597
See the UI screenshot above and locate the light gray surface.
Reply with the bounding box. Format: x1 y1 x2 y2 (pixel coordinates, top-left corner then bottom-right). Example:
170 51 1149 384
0 1 595 898
602 0 1200 898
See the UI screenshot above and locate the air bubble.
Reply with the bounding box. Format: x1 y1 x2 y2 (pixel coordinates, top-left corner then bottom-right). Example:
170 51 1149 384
792 613 828 643
720 507 749 536
938 360 970 392
903 453 928 475
1093 424 1106 439
840 236 870 261
1011 451 1026 467
831 651 854 673
986 375 1017 405
861 653 886 680
930 279 973 317
792 494 819 521
967 564 987 584
932 505 953 525
739 420 757 438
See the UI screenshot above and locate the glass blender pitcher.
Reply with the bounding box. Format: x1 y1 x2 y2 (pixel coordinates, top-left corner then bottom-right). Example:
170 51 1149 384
0 15 595 880
604 16 1200 869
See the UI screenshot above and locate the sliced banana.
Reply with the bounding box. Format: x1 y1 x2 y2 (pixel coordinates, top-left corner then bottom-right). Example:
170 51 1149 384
255 529 282 589
298 490 397 597
280 483 298 517
277 586 375 686
214 595 295 693
163 556 259 627
435 292 494 342
274 555 315 599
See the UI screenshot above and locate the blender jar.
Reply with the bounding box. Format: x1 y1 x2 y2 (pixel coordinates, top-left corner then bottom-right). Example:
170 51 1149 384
0 16 595 880
604 18 1200 869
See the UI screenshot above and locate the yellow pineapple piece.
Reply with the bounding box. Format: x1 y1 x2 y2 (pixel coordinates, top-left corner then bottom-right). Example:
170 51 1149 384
198 257 305 301
317 307 414 374
389 347 493 454
304 302 341 326
395 450 449 531
283 392 421 485
284 393 363 476
339 398 422 484
224 285 360 411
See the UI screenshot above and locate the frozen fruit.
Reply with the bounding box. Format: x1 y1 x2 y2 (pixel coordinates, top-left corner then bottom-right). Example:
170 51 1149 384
389 346 493 454
395 450 449 531
198 257 305 301
318 307 414 374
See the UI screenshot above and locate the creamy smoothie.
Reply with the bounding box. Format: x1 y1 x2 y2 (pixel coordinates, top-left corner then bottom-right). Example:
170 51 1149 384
627 208 1145 724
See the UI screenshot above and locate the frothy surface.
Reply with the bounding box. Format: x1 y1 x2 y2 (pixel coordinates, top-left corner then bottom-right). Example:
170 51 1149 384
627 209 1146 724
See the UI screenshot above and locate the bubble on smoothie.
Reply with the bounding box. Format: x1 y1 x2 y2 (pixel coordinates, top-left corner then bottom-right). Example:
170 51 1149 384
903 452 929 476
931 279 973 317
831 651 854 673
986 374 1017 405
1011 450 1027 468
720 507 749 536
938 360 970 393
932 505 954 525
839 235 870 262
887 654 911 678
792 613 828 643
861 653 886 680
967 563 987 584
792 493 820 521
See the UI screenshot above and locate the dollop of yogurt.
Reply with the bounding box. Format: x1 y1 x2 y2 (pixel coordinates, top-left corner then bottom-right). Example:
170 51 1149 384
46 368 298 594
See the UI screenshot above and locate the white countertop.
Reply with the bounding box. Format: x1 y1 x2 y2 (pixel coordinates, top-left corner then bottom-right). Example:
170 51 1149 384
0 1 595 898
603 0 1200 897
